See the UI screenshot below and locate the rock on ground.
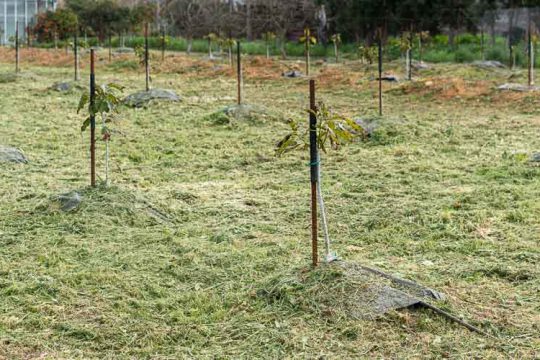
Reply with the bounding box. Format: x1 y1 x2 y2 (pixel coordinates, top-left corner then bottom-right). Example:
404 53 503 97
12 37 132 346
473 60 506 69
378 74 399 82
53 191 82 212
0 146 28 164
497 83 540 92
412 61 430 70
115 47 134 54
282 70 304 78
50 81 84 92
124 89 180 108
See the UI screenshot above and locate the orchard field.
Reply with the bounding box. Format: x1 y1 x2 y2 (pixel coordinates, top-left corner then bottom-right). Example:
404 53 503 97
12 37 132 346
0 48 539 358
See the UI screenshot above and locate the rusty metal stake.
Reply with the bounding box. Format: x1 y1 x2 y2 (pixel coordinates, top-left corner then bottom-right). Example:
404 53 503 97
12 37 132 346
108 32 112 63
74 31 80 81
161 28 166 61
90 49 96 187
309 80 318 267
237 41 242 105
15 21 19 73
528 20 534 87
145 23 150 92
377 29 383 116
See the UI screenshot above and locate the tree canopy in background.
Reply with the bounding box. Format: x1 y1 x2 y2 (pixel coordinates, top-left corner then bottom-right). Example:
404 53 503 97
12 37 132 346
32 0 540 45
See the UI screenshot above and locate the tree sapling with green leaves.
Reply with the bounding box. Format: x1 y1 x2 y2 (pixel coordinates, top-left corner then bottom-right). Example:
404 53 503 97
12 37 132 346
331 33 341 63
276 100 367 264
204 33 219 59
78 83 125 186
263 31 276 59
300 28 317 76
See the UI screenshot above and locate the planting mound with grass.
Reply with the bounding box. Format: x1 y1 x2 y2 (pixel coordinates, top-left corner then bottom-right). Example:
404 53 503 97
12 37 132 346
49 81 85 92
37 186 175 225
258 261 446 320
205 104 272 124
124 88 180 108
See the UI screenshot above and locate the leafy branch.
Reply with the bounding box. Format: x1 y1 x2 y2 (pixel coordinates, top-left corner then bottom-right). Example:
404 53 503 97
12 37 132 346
276 102 367 156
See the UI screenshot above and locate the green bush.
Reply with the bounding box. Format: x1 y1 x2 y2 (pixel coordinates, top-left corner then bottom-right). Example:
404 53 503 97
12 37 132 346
454 47 476 63
457 33 479 45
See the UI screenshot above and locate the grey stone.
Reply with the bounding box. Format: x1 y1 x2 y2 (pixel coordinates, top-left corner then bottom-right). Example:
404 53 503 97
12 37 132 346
50 81 84 92
412 61 430 70
222 104 267 121
378 74 399 82
531 152 540 163
54 191 82 212
282 70 304 78
124 89 180 108
0 145 28 164
497 83 540 92
473 60 506 69
115 47 134 54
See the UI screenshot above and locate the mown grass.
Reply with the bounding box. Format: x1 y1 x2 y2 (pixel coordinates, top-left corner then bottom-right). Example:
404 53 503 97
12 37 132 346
0 49 539 358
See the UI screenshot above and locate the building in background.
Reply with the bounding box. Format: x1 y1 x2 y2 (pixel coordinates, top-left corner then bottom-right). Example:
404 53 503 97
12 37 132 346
0 0 58 44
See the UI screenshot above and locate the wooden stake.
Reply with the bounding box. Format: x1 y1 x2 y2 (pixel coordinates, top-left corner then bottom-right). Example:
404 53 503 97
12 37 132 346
378 28 383 116
309 80 318 267
90 49 96 187
237 41 242 105
74 31 80 81
528 20 534 87
145 23 150 92
15 21 19 73
161 28 165 61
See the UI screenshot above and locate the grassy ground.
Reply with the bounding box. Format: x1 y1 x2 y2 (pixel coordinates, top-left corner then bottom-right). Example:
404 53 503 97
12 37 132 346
0 48 539 358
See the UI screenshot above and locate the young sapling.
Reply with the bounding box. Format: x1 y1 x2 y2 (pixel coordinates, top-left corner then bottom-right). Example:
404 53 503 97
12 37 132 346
77 83 125 186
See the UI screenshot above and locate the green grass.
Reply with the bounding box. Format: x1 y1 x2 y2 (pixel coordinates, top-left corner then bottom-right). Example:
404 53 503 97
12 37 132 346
0 51 539 358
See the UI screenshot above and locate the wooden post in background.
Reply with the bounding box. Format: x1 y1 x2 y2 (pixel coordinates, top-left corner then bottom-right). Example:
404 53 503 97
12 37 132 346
237 41 242 105
145 23 150 91
15 21 19 73
528 20 534 87
377 28 383 116
74 30 80 81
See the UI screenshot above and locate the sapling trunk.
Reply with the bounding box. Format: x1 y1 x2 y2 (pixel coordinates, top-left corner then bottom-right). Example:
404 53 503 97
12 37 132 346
208 39 212 58
161 29 165 61
481 29 485 61
102 114 110 186
145 23 150 92
266 43 270 59
528 23 534 87
74 32 80 81
406 47 411 80
418 36 423 63
108 33 112 63
334 42 339 63
305 40 310 76
187 37 192 55
54 32 58 49
237 42 242 105
378 31 383 116
228 45 232 67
